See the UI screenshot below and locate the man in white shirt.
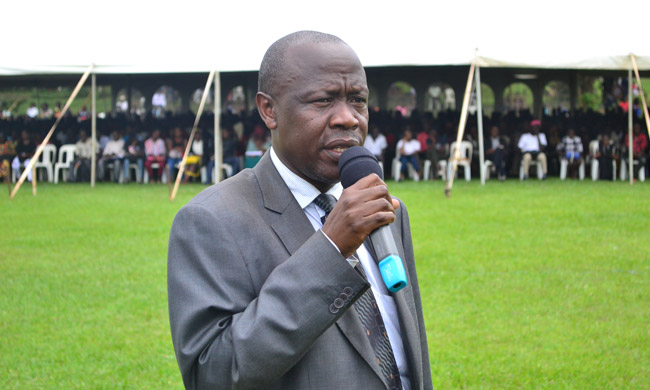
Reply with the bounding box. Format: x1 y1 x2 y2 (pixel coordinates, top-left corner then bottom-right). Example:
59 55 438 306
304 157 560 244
98 131 125 182
517 119 548 179
26 103 39 119
69 130 99 182
364 125 387 162
397 128 422 180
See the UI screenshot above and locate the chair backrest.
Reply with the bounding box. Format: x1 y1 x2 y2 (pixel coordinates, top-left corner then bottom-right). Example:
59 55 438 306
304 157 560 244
450 141 473 161
38 144 57 164
59 144 76 164
589 140 599 157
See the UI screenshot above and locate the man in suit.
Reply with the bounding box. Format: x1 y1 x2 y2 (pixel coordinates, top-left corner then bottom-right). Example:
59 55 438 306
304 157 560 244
168 31 433 390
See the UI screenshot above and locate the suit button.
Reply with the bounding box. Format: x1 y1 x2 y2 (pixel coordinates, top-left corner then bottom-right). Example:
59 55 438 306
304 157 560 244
333 298 345 309
329 303 339 314
343 287 353 295
339 292 349 301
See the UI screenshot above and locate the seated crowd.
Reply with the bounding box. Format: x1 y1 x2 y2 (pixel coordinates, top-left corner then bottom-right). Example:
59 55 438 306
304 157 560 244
0 104 648 184
0 108 271 184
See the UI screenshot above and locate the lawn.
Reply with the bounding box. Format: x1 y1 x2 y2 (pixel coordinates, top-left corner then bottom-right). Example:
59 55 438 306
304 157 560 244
1 179 649 389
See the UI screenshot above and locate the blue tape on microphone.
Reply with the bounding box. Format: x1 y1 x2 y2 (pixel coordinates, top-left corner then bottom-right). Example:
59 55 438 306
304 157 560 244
378 254 407 293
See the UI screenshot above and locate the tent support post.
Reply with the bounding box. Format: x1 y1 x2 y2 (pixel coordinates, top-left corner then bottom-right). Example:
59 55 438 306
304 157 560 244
170 70 216 202
628 67 633 184
91 70 97 188
214 72 222 183
630 54 650 139
10 64 93 199
476 63 486 185
445 61 476 197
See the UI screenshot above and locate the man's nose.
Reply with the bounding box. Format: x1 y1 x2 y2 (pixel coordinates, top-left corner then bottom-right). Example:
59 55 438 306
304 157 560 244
330 101 359 130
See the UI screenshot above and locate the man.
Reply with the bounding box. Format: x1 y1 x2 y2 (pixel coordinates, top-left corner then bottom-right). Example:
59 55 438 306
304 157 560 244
557 129 583 179
98 130 125 182
485 125 508 181
144 129 166 183
517 119 548 179
168 31 432 390
396 127 421 180
364 124 388 162
624 123 648 179
69 130 98 182
11 130 35 182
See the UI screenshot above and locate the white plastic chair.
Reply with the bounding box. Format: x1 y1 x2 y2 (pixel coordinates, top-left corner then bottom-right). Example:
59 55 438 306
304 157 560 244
483 160 494 180
446 141 472 181
143 162 168 183
54 144 76 183
620 160 646 182
519 159 543 180
392 144 419 182
34 144 56 182
559 157 585 180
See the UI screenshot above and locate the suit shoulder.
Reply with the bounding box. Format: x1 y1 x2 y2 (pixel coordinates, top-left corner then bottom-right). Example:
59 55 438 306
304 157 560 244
180 169 261 215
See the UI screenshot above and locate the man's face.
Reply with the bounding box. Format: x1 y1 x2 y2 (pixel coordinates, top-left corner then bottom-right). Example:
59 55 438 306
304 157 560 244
258 42 369 191
532 126 540 134
490 126 499 137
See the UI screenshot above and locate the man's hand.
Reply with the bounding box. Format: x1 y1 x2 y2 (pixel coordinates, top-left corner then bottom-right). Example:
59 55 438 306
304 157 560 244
322 174 400 258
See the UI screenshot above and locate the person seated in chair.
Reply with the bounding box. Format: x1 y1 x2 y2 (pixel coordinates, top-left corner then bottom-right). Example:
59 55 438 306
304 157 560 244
397 127 421 180
485 125 508 181
597 134 617 180
623 123 648 180
69 130 98 182
0 132 15 184
11 130 35 182
557 128 583 179
123 136 144 184
144 129 166 183
98 131 125 182
517 119 547 179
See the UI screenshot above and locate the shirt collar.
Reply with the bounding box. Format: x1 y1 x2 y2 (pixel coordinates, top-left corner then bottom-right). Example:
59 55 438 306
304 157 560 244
269 147 343 209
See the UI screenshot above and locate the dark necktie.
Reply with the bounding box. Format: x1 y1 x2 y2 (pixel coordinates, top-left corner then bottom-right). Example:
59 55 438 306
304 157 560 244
312 193 403 389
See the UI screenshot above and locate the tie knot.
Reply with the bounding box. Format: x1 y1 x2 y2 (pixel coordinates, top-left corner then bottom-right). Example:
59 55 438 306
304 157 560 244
313 193 337 216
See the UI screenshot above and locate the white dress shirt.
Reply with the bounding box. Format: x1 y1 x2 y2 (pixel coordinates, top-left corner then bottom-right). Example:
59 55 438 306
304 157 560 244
364 133 388 157
518 132 547 152
269 147 411 389
103 139 125 157
397 139 421 156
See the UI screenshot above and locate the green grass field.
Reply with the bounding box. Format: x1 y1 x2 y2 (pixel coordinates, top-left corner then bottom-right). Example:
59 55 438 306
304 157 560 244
1 180 649 389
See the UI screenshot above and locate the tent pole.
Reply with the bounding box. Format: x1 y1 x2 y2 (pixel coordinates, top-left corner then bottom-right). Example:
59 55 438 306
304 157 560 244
32 166 37 196
475 62 486 185
170 70 216 202
215 72 222 183
445 61 476 197
630 54 650 139
628 67 633 184
91 69 97 188
10 64 93 199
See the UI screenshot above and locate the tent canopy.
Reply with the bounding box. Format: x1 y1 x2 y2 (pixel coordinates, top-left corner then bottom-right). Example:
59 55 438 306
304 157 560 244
2 0 650 75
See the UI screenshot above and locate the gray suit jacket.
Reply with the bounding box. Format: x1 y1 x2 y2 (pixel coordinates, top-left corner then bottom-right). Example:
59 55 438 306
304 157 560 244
168 153 433 390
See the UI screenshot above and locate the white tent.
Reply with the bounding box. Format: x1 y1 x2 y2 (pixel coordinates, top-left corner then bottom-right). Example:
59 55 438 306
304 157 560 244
5 0 650 195
2 0 650 74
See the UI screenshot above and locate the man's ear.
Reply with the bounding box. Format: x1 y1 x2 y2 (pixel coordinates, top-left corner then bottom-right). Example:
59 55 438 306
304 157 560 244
256 92 277 130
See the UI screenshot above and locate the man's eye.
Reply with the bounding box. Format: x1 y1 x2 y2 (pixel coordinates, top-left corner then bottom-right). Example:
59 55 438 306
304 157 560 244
351 97 367 105
314 98 332 104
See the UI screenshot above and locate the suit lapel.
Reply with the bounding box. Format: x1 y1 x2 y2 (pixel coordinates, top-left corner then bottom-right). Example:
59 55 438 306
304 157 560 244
253 153 389 386
253 153 316 255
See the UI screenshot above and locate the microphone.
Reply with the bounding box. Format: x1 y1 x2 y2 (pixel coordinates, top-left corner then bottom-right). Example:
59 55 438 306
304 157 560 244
338 146 407 293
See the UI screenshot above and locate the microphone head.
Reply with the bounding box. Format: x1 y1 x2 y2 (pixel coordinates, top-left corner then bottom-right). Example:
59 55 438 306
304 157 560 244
338 146 383 188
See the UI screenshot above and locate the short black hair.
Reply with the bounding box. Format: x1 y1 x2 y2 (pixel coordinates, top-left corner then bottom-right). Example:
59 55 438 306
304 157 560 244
258 31 347 96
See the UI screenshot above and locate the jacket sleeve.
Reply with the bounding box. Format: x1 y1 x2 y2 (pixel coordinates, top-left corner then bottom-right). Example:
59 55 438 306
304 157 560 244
167 201 369 390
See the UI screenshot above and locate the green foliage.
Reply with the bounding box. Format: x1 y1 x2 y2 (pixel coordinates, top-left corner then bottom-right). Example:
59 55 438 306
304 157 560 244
1 180 649 389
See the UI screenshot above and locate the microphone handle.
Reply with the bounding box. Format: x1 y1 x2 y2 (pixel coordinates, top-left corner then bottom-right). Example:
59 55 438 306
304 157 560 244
370 226 408 293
